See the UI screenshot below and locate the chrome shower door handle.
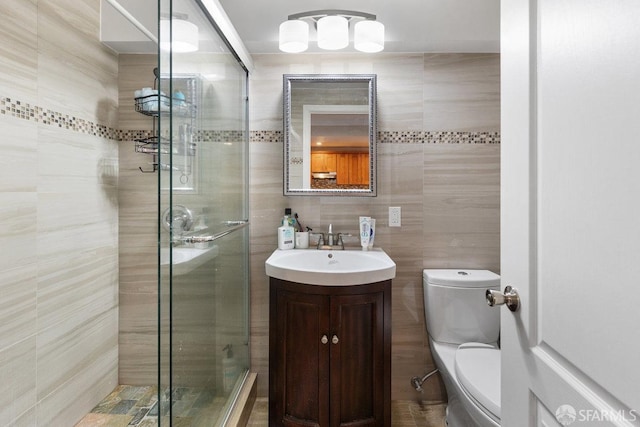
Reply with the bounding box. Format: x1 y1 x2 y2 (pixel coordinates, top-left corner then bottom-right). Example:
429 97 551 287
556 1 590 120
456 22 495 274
486 285 520 312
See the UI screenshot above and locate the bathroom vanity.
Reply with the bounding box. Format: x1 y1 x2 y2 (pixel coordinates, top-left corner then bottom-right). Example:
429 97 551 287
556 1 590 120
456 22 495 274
268 278 391 427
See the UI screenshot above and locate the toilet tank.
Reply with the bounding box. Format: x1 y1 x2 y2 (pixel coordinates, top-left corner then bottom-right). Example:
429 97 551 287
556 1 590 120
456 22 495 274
423 269 501 345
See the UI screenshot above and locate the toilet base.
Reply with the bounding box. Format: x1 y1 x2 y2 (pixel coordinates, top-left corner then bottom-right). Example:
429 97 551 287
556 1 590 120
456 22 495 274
441 369 483 427
430 339 500 427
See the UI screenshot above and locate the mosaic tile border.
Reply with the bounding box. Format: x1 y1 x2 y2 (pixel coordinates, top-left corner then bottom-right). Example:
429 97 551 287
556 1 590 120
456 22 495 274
2 96 499 144
1 95 247 143
250 130 283 143
119 129 246 143
197 130 244 142
250 130 500 144
119 130 156 141
381 130 500 144
1 96 120 140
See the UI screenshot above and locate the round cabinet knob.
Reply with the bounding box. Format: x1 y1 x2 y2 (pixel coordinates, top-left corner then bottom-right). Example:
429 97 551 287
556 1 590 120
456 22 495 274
331 335 339 345
321 335 328 345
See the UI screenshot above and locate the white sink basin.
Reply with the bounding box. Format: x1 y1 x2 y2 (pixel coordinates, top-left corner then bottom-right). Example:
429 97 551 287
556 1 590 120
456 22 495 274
265 248 396 286
160 245 219 275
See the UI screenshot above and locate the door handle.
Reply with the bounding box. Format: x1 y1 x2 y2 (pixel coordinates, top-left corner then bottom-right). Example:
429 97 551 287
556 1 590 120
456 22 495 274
331 335 339 345
486 285 520 312
321 335 328 344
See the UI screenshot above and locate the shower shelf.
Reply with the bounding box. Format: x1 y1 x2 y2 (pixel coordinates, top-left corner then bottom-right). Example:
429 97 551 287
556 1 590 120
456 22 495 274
134 94 196 117
134 136 169 155
133 70 200 173
135 136 196 157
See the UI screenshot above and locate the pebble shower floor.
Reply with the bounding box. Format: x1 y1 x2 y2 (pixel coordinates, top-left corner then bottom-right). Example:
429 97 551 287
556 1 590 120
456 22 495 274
75 385 228 427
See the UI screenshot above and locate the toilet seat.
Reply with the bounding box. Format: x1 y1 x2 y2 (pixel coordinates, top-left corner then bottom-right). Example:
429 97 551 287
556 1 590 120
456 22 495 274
454 343 501 421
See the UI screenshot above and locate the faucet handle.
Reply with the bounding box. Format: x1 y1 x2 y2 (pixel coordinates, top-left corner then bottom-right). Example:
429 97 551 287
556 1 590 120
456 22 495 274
309 232 325 247
336 233 345 249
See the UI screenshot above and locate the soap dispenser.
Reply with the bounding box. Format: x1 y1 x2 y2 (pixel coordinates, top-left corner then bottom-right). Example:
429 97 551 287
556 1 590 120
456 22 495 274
278 214 295 250
222 344 238 394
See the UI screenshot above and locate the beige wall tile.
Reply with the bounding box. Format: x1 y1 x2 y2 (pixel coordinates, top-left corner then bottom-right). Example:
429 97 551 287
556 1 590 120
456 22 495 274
0 115 38 192
37 0 119 127
37 248 118 330
36 330 118 426
423 144 500 272
0 266 37 350
0 0 120 424
0 193 37 272
0 337 37 425
374 53 424 131
118 291 158 384
0 0 38 102
423 53 500 131
117 54 160 384
37 310 118 400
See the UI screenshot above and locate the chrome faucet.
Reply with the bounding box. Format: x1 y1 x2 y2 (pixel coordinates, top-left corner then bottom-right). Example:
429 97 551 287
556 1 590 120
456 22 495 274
311 224 345 250
327 224 335 246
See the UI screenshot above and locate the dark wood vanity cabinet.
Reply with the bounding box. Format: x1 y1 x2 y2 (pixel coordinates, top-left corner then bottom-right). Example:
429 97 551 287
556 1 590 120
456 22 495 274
269 278 391 427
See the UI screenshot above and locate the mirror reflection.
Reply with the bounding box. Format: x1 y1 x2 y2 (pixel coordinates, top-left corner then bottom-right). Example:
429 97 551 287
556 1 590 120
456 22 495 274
283 74 377 196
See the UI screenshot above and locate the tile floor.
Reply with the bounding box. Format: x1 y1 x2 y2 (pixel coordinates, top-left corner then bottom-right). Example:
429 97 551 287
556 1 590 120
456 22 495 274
76 385 447 427
247 398 446 427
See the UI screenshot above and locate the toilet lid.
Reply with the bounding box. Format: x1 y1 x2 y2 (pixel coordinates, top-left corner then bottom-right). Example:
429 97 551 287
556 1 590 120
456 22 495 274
454 343 501 420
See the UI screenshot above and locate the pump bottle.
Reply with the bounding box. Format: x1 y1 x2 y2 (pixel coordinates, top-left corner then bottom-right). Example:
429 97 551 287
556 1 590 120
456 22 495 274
278 215 295 250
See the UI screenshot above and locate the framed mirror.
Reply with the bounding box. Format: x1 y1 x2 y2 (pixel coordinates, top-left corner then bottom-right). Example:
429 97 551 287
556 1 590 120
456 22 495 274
283 74 377 196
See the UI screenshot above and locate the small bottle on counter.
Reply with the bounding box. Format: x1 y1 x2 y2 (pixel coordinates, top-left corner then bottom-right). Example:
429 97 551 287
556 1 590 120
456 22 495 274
278 214 295 250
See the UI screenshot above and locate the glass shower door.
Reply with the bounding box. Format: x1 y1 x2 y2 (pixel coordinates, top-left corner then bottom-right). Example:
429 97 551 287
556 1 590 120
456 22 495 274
158 0 249 424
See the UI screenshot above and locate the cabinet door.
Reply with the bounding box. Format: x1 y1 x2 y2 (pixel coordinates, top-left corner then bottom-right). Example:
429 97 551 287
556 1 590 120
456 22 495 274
336 154 350 185
357 153 370 185
270 287 330 427
330 291 386 427
311 153 337 172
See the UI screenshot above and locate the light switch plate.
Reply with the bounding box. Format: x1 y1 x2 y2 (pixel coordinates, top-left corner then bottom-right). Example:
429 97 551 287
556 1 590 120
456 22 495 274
389 207 401 227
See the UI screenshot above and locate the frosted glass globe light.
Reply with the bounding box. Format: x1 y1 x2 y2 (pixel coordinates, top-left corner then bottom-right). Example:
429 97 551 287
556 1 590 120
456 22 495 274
354 20 385 53
279 20 309 53
317 15 349 50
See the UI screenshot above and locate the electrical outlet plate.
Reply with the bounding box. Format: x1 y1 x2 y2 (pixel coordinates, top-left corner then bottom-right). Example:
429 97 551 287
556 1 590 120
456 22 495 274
389 206 401 227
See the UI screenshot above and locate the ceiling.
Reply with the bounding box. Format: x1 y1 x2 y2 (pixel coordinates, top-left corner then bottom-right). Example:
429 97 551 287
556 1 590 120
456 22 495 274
217 0 500 54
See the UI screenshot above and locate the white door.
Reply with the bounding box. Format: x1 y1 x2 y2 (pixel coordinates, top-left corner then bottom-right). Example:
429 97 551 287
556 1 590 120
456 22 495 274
501 1 640 426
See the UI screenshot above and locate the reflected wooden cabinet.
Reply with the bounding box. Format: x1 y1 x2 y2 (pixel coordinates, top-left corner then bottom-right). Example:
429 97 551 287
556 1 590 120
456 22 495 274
311 153 337 173
269 278 391 427
337 153 369 185
312 153 369 186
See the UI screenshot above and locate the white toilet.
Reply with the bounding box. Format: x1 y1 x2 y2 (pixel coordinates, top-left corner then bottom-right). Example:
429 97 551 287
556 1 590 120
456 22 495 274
423 269 501 427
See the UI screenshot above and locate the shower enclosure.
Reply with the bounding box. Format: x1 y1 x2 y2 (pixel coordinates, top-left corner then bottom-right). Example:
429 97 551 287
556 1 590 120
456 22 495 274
156 0 250 424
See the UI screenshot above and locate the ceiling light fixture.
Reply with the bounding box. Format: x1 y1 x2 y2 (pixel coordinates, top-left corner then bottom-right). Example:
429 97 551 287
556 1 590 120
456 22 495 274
279 10 384 53
160 13 199 53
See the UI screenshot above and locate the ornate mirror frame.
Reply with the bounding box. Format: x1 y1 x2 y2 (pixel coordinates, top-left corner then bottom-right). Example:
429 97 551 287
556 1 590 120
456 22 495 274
283 74 377 196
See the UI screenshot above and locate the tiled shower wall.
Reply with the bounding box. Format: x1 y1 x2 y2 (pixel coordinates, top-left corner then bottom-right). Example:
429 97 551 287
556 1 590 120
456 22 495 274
248 53 500 401
118 53 251 389
117 54 158 385
0 0 119 425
